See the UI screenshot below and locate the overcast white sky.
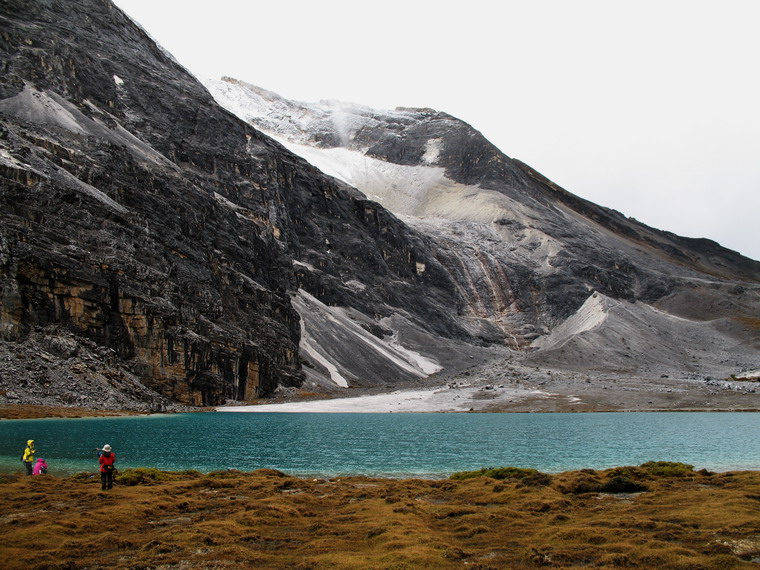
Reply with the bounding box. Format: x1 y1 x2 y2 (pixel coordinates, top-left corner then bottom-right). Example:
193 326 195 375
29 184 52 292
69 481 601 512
113 0 759 261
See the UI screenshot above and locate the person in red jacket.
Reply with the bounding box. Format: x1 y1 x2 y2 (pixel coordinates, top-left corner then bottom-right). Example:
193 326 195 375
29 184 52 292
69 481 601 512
97 444 116 490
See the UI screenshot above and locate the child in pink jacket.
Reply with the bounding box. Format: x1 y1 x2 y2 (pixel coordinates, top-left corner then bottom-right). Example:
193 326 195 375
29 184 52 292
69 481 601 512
32 457 48 475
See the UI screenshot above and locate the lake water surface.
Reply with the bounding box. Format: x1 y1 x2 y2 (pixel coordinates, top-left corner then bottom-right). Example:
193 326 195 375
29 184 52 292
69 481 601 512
1 412 758 478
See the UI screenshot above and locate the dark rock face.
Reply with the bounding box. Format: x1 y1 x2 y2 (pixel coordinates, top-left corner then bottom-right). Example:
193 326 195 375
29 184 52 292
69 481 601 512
0 0 468 406
0 8 302 404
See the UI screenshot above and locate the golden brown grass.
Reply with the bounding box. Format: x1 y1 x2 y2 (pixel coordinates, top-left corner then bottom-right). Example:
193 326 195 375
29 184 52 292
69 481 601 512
0 404 142 420
1 466 759 568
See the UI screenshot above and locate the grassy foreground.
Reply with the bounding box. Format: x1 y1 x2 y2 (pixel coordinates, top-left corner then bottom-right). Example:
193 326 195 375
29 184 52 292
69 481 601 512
1 465 759 569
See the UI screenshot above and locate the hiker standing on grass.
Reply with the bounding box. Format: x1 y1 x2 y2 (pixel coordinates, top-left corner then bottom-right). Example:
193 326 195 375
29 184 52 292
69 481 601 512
21 440 35 475
97 444 116 490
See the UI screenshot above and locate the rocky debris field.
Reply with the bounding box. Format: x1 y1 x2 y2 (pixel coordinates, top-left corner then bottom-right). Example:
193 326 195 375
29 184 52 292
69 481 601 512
2 322 758 416
223 353 760 413
0 327 192 413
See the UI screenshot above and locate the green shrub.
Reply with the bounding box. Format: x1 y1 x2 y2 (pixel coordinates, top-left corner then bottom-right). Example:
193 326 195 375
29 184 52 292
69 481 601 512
607 466 647 480
450 468 489 480
560 473 603 495
205 469 245 479
640 461 694 477
560 471 649 495
450 466 550 485
178 469 203 478
117 467 173 486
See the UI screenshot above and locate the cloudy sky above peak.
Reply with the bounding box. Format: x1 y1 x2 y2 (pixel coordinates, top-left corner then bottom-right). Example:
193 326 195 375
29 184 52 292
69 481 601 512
114 0 760 261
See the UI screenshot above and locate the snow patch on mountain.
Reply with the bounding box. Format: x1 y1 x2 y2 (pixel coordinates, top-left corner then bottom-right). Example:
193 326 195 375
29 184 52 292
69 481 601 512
269 138 548 232
292 289 442 389
422 138 443 165
203 77 565 264
203 77 416 147
531 292 612 350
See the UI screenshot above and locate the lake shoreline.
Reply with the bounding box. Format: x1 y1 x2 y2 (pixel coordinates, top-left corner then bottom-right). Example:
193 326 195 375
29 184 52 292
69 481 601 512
3 401 760 420
3 410 759 479
4 358 760 418
224 364 760 414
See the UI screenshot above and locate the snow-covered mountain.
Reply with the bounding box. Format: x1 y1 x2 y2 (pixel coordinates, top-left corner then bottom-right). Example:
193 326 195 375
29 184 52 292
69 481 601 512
0 0 757 412
204 77 760 392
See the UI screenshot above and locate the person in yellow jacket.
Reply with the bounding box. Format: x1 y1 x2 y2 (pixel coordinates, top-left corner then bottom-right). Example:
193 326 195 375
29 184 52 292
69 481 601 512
21 440 36 476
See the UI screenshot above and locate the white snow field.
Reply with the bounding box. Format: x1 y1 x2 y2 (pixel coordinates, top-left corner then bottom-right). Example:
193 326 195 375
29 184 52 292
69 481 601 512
218 383 550 413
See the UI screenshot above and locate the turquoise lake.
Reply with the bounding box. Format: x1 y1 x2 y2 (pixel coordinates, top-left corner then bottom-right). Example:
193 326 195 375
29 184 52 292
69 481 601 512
1 412 759 478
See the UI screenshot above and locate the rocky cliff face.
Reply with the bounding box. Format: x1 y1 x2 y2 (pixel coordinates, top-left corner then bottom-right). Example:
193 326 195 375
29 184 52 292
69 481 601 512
1 1 758 411
0 0 305 406
0 0 472 408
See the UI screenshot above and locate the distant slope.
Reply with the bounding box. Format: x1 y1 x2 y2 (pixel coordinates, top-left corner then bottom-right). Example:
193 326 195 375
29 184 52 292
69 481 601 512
527 291 759 377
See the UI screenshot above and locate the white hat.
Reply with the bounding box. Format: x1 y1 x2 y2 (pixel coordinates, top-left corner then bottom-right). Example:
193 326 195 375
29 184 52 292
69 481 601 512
102 444 111 452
